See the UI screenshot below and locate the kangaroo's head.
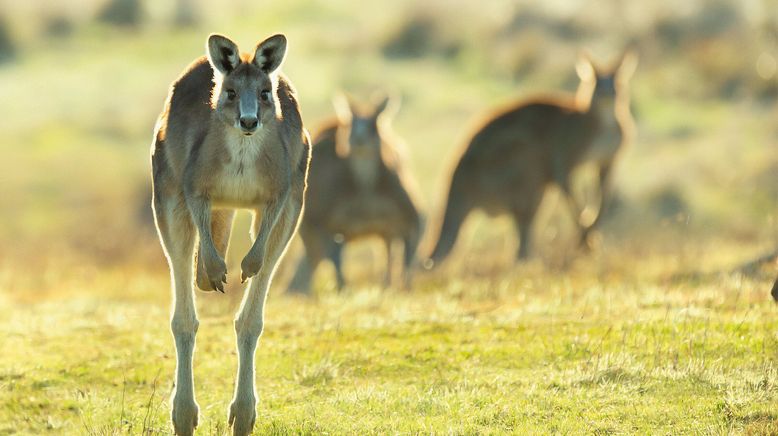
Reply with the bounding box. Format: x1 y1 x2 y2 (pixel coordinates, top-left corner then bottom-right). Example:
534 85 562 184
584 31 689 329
333 93 398 158
206 33 287 136
575 49 638 112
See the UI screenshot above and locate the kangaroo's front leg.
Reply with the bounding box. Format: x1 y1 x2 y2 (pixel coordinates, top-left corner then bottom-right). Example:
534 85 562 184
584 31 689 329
185 190 227 292
229 199 302 436
240 187 289 282
579 161 614 247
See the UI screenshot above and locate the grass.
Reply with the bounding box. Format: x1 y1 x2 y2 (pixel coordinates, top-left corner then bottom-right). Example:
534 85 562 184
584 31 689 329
0 250 776 434
0 0 777 434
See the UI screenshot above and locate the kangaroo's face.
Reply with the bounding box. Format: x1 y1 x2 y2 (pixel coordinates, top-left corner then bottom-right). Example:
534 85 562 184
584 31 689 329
348 115 381 157
334 95 396 158
207 34 287 136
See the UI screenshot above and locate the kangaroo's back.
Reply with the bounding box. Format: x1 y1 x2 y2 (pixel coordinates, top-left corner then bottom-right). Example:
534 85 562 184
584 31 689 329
456 98 595 190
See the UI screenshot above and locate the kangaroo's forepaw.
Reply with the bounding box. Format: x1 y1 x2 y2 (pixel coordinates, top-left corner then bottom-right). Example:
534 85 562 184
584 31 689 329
202 251 227 292
240 254 263 283
228 399 257 436
579 229 600 253
196 254 219 292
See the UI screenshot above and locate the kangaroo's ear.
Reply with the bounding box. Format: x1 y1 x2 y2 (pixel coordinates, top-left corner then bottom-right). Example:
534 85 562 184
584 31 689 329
207 34 241 75
253 34 287 73
576 50 596 82
333 93 353 124
373 93 400 120
616 49 638 83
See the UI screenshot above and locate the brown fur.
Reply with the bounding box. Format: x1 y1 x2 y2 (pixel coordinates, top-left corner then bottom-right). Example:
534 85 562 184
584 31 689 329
287 95 423 293
425 50 637 267
150 34 310 436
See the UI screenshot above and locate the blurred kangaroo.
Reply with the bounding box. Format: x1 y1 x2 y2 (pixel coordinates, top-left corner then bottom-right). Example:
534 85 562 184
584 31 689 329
151 33 310 435
287 94 423 293
425 50 638 267
772 276 777 302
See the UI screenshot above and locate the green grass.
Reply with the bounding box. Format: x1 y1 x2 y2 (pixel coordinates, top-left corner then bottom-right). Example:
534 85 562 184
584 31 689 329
0 254 776 434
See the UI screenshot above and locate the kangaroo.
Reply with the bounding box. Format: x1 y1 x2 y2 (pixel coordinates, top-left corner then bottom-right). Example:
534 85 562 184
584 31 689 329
425 50 637 267
150 33 310 435
772 276 777 302
287 94 423 293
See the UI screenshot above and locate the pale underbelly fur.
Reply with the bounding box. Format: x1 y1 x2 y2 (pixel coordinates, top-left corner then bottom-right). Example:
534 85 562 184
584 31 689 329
585 119 622 165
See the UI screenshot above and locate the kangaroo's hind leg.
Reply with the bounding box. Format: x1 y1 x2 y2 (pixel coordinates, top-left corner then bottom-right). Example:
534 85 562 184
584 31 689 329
326 238 346 291
287 227 327 294
512 189 544 261
401 225 421 290
229 198 303 436
381 236 394 289
153 187 200 436
196 210 235 292
579 161 614 248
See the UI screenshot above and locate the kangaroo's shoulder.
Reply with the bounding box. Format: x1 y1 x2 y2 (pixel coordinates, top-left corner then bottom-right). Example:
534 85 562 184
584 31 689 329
169 56 214 111
467 95 584 145
307 118 341 160
311 118 339 145
157 57 214 141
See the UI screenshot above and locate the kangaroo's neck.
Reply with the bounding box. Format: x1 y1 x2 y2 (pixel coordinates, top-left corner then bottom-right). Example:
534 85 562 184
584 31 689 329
348 147 382 191
580 97 629 165
590 101 620 129
223 124 271 156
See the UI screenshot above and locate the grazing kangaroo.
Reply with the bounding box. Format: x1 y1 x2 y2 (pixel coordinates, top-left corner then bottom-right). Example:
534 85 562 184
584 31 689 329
287 94 423 293
151 33 310 435
425 50 637 267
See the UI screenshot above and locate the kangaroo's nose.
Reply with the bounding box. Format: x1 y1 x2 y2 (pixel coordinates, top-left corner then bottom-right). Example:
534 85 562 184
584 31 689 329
239 117 258 131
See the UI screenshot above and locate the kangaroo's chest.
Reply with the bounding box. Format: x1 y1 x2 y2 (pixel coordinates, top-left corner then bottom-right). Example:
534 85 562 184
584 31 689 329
330 189 405 238
348 153 381 191
211 136 269 207
585 117 622 164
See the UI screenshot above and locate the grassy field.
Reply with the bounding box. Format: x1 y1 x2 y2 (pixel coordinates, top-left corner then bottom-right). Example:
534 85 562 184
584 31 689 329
0 0 777 434
0 255 776 434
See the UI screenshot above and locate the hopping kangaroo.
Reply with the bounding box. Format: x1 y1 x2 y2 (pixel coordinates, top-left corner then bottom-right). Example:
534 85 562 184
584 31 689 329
287 94 423 293
151 33 310 435
426 50 637 267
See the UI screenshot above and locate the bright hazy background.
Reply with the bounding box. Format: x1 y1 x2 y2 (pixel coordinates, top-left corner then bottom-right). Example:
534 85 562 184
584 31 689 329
0 0 775 286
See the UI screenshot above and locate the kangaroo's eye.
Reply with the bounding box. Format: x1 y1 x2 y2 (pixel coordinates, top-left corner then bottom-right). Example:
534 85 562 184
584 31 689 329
260 90 272 102
226 89 236 100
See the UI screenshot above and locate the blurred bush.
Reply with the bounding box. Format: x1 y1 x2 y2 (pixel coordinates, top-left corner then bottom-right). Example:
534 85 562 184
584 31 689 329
97 0 143 28
0 0 775 272
43 16 75 39
0 17 16 64
173 0 199 28
653 0 742 49
382 11 461 59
